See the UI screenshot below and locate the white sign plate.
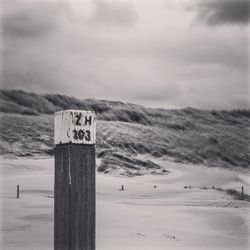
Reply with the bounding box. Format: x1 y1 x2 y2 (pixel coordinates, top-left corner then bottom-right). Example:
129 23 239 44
54 110 96 145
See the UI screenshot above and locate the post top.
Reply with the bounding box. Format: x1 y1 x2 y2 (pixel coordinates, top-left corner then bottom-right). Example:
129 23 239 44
54 109 95 115
54 110 96 145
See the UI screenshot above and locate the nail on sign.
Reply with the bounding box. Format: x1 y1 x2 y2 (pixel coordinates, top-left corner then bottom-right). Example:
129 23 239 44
54 110 96 145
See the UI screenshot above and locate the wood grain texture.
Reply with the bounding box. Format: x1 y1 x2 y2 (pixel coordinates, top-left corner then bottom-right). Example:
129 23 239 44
55 144 95 250
54 110 96 145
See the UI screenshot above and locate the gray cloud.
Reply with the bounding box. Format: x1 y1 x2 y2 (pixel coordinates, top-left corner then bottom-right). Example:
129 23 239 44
192 0 250 26
1 0 248 110
175 41 248 70
3 1 69 39
90 0 138 27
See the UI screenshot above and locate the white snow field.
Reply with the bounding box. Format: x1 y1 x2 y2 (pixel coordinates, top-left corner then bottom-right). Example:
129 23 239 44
0 157 249 250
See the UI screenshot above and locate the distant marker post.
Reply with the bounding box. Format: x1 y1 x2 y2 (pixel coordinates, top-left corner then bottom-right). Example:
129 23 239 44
241 186 244 200
54 110 96 250
17 185 19 199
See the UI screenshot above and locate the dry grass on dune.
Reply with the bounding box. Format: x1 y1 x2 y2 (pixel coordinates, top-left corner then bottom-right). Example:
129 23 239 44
0 89 249 175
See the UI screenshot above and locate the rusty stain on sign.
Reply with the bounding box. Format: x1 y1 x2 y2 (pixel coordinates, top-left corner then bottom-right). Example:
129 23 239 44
54 110 96 145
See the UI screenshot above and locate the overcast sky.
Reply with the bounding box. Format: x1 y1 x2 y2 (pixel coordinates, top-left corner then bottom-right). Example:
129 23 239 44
2 0 249 109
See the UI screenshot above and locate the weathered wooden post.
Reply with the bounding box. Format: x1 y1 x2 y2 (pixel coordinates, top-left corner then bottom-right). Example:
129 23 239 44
54 110 96 250
241 186 244 200
17 185 19 199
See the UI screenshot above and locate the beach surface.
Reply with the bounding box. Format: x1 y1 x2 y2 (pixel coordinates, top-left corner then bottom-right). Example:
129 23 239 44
0 157 249 250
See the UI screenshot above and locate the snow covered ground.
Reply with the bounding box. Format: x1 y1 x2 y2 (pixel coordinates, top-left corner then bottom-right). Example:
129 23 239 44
0 157 249 250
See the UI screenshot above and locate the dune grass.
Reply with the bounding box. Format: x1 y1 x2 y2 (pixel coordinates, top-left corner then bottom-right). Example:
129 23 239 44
225 189 250 202
0 89 249 175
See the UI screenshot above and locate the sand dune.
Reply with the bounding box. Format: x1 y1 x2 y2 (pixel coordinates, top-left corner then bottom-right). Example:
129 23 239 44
0 157 249 250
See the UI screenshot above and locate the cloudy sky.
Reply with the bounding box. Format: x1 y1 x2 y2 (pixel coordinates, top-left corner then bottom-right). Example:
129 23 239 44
2 0 249 109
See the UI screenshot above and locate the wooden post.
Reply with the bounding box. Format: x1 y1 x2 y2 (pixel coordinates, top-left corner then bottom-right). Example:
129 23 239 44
54 110 96 250
241 186 244 200
17 185 19 199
